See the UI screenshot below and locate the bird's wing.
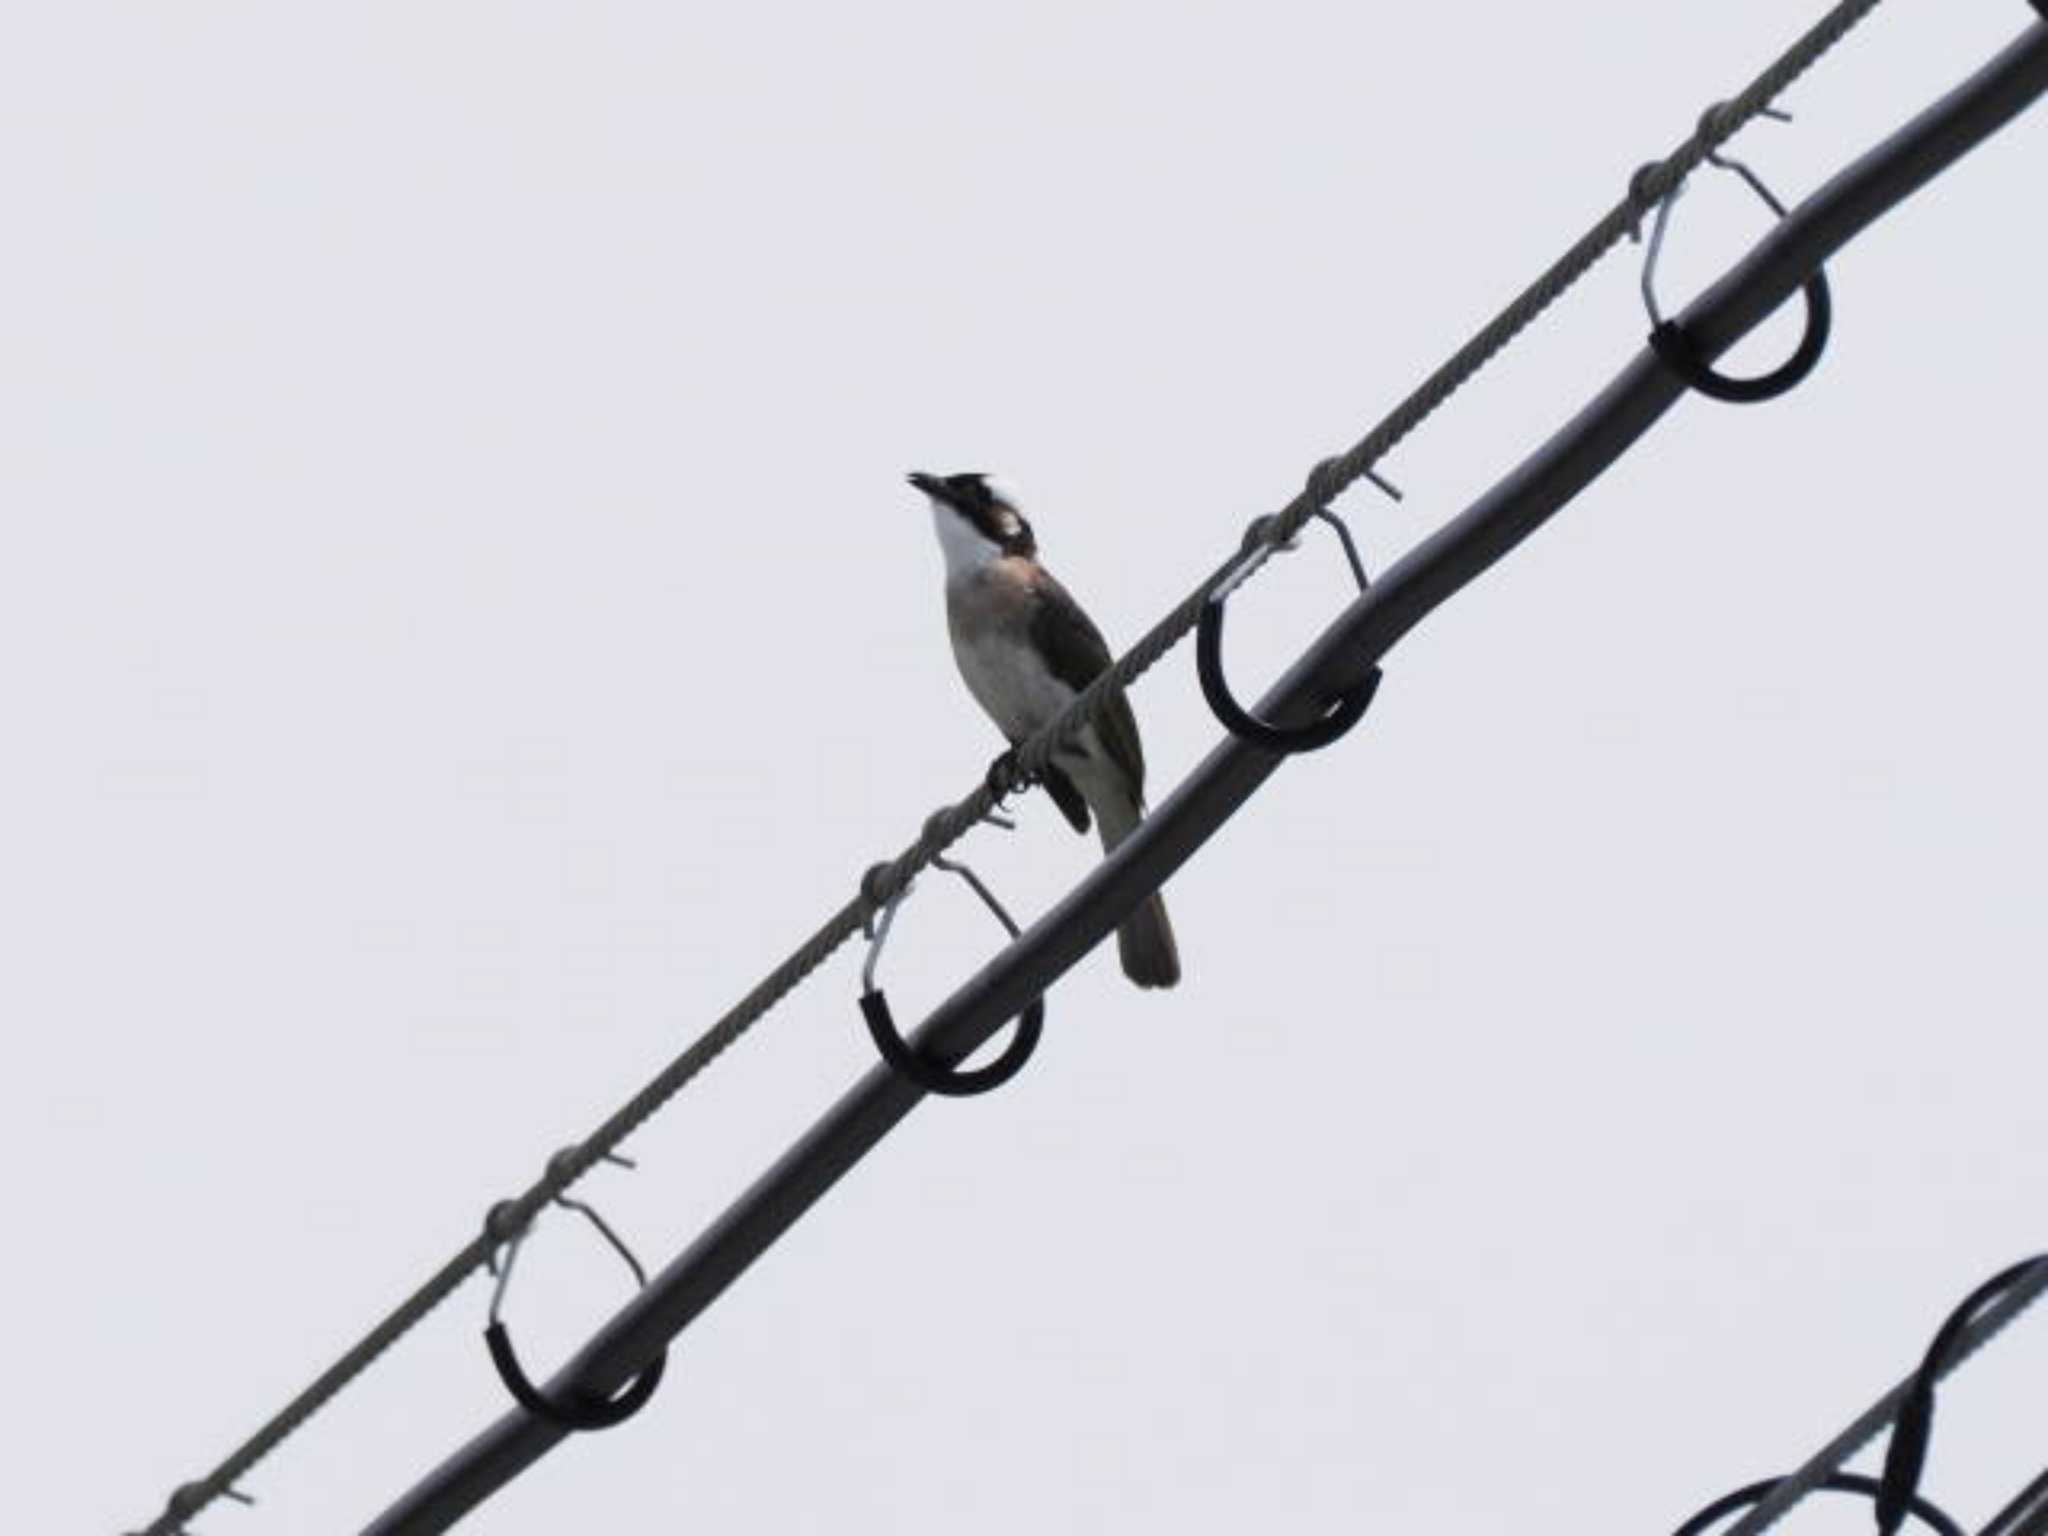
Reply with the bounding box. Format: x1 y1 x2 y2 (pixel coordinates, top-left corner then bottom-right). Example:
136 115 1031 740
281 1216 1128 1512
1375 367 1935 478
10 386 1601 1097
1029 571 1147 798
1040 765 1093 834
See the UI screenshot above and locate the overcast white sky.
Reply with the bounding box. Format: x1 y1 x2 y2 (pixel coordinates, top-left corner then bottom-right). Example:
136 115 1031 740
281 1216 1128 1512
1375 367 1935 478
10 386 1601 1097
6 4 2045 1533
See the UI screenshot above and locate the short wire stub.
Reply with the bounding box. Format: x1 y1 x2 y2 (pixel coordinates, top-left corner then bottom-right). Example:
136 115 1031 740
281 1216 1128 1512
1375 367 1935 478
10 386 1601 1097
1197 505 1382 754
860 846 1043 1098
482 1171 669 1431
150 1479 255 1536
984 746 1039 803
1638 106 1833 404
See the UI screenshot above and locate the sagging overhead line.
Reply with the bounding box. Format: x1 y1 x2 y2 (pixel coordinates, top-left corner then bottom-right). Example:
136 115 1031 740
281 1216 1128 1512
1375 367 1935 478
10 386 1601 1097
357 19 2048 1536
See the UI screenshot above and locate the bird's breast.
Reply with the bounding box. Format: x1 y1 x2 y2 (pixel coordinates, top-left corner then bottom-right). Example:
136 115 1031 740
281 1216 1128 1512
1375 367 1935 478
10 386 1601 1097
946 563 1074 741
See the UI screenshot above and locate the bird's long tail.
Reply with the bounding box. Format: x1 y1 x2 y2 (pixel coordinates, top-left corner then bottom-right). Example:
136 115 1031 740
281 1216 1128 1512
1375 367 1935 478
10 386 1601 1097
1093 788 1181 990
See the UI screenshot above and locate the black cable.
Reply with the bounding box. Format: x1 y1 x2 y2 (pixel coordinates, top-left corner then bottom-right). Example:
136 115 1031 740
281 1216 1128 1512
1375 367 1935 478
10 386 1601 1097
358 28 2048 1534
1978 1463 2048 1536
1877 1257 2048 1536
1675 1473 1962 1536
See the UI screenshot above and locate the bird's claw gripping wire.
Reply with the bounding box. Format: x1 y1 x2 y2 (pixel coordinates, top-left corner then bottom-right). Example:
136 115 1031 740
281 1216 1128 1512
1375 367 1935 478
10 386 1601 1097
1635 103 1833 404
858 844 1044 1098
984 747 1037 802
481 1165 668 1431
1197 502 1383 754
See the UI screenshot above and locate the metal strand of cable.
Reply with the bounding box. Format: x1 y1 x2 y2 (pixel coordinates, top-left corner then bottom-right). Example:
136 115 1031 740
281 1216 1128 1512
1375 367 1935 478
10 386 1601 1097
126 0 1991 1529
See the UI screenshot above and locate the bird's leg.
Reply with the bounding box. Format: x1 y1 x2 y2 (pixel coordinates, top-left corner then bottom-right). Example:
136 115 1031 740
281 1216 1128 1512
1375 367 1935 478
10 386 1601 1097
984 747 1034 802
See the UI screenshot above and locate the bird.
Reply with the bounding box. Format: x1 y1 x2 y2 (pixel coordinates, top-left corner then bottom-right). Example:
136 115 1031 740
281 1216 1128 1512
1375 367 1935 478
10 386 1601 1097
909 470 1180 989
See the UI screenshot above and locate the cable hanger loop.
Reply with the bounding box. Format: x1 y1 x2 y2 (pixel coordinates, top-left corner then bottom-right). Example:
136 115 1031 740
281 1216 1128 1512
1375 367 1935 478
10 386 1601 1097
481 1159 669 1431
858 819 1044 1098
1636 103 1833 404
1874 1253 2048 1536
1197 488 1385 755
1671 1472 1963 1536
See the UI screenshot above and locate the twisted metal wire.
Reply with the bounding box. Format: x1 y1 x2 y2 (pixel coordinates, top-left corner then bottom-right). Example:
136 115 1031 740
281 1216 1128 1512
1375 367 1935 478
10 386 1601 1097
131 2 1892 1529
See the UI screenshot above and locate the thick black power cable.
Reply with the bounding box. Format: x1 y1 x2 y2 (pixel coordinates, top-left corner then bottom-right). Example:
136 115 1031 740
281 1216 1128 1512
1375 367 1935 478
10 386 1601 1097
1877 1259 2048 1536
360 24 2048 1534
1673 1254 2048 1536
1711 1257 2048 1536
1979 1465 2048 1536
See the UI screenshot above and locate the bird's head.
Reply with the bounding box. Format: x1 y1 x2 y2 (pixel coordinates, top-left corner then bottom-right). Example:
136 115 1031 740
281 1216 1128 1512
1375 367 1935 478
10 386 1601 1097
909 470 1035 571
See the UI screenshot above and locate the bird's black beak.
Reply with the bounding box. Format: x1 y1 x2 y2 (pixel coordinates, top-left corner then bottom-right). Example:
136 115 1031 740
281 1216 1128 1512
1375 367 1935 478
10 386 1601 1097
908 470 945 500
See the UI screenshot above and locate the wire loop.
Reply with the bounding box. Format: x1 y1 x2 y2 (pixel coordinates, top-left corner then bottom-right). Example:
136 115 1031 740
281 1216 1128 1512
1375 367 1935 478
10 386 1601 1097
483 1176 668 1431
1673 1472 1962 1536
1198 507 1382 753
1874 1254 2048 1536
860 852 1044 1097
1639 108 1832 403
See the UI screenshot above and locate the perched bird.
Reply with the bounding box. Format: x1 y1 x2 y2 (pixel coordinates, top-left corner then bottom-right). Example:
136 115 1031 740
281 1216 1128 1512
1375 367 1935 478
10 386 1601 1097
910 470 1180 989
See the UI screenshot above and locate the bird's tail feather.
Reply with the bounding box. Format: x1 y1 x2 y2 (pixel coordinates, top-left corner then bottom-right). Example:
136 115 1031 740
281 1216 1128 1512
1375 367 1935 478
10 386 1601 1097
1093 786 1181 990
1116 891 1180 990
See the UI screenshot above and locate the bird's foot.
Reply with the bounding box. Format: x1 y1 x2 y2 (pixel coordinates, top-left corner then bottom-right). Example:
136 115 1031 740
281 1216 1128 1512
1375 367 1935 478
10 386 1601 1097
984 748 1033 802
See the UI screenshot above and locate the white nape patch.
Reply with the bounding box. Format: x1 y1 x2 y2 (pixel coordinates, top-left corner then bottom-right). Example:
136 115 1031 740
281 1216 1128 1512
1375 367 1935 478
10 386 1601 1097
929 499 1002 579
981 474 1026 512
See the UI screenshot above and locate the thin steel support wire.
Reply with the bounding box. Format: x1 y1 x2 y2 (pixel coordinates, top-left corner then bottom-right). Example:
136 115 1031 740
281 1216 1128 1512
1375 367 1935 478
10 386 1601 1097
357 27 2048 1534
128 7 1905 1527
1724 1263 2048 1536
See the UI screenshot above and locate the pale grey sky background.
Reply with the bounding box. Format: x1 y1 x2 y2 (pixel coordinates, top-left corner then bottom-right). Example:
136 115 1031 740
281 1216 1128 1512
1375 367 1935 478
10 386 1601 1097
5 3 2045 1532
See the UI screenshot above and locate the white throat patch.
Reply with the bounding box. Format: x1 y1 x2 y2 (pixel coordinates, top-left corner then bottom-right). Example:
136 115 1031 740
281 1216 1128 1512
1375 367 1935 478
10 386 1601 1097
930 501 1003 580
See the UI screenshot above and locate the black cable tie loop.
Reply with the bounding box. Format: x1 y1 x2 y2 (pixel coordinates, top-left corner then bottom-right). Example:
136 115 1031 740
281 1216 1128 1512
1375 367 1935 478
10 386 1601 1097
859 852 1043 1097
482 1171 668 1431
1874 1254 2048 1536
1198 506 1382 754
1639 112 1832 404
1672 1472 1963 1536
